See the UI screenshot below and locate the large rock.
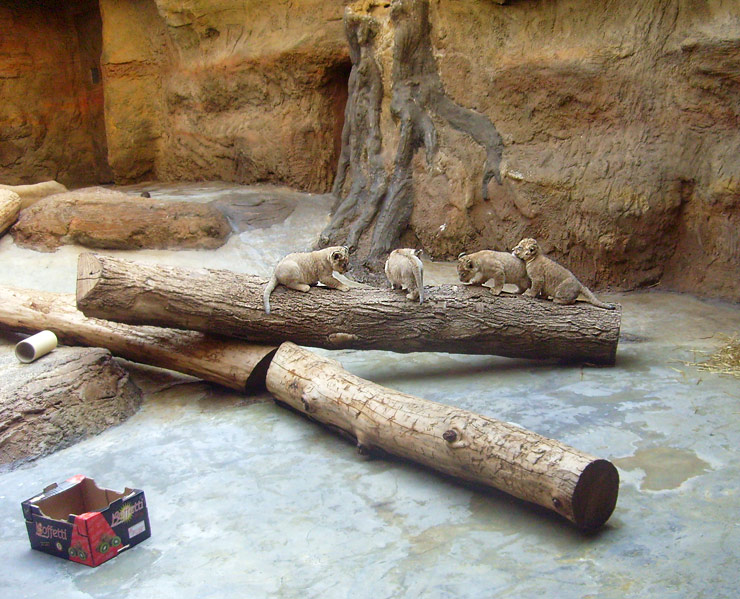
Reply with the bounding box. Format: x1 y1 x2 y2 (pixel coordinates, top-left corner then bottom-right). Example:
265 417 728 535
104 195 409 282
11 187 232 252
0 345 142 469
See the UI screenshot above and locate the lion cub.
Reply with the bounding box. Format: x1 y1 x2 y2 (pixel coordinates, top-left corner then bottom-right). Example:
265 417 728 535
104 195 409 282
457 250 530 295
263 246 350 314
511 238 615 309
385 248 424 303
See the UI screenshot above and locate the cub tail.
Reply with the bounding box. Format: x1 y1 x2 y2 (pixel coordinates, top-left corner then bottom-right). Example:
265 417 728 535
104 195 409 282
580 285 615 310
263 275 278 314
410 251 424 304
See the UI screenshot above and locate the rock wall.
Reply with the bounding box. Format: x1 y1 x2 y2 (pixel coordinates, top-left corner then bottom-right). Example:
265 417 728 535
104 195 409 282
0 0 111 186
99 0 351 192
324 0 740 300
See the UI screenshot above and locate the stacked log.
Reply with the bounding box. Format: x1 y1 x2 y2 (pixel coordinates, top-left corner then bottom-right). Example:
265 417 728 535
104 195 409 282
0 286 276 392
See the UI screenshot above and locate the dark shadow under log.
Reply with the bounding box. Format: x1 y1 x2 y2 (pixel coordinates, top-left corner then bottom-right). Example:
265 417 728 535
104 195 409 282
76 253 620 365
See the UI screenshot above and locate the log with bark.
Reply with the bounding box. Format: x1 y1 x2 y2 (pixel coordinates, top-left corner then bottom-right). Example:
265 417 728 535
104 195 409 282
0 286 277 392
266 342 619 530
0 189 22 236
76 252 621 364
0 346 142 468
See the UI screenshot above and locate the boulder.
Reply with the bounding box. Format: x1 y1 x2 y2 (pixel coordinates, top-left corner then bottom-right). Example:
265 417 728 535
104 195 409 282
11 187 232 252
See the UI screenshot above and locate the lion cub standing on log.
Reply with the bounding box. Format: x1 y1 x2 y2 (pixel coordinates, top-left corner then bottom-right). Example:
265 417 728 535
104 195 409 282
385 248 424 303
457 250 530 295
263 246 350 314
511 238 615 309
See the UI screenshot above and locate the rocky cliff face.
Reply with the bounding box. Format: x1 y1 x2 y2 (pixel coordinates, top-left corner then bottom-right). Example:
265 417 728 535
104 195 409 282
99 0 351 192
0 0 111 186
1 0 738 300
323 0 740 300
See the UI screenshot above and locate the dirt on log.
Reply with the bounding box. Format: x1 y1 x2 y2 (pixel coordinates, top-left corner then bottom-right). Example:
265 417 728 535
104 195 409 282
76 252 620 364
0 346 142 469
0 286 277 392
266 342 619 530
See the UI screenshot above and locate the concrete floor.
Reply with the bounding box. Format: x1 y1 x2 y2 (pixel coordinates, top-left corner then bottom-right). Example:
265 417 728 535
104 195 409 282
1 183 739 599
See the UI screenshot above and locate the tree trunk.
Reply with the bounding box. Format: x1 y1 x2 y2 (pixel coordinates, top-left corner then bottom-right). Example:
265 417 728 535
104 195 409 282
266 342 619 530
0 286 277 392
0 346 142 468
76 252 621 365
0 190 22 236
318 0 504 276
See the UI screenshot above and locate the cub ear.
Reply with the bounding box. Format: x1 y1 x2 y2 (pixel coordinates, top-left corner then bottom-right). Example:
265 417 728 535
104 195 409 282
457 252 467 259
331 250 343 260
414 249 422 257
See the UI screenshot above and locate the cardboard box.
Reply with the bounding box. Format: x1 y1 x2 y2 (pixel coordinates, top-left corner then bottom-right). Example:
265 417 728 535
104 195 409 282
22 475 151 567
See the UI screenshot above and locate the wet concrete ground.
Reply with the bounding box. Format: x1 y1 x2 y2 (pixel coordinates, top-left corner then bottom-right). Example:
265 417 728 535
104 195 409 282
1 183 739 598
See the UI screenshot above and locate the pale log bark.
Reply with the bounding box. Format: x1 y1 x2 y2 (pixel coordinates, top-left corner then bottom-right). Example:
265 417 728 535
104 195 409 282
0 181 67 209
0 286 276 391
266 342 619 530
0 346 142 468
0 190 22 236
76 252 621 364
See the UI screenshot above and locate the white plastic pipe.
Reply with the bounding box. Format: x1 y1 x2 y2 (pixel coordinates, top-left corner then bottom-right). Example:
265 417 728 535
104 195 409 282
15 330 58 363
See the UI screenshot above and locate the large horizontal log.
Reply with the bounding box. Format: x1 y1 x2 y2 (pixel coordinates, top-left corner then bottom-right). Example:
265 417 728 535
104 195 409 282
266 342 619 530
76 253 621 364
0 286 276 391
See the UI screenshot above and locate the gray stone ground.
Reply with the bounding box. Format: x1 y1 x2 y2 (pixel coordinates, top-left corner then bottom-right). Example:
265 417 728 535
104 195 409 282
1 183 739 599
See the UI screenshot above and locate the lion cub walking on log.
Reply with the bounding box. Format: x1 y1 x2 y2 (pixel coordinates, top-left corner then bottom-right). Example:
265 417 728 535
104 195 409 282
512 238 615 309
263 246 350 314
457 250 530 295
385 248 424 303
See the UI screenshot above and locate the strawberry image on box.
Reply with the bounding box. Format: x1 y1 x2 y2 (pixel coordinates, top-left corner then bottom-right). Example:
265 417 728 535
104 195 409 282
22 475 150 567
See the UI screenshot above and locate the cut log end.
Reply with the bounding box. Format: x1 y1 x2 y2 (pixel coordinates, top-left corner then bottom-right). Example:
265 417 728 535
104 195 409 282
572 459 620 531
76 252 102 304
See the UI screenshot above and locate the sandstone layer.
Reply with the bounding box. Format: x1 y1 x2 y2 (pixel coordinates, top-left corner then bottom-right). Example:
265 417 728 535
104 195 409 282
11 187 231 252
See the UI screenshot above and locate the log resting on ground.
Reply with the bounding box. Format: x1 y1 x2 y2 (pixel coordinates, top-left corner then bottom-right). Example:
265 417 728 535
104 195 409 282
0 286 276 391
266 342 619 530
76 252 621 364
0 346 142 468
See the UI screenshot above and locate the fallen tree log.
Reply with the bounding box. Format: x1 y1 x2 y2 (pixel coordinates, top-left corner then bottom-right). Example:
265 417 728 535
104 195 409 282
0 286 276 391
76 253 621 364
0 190 22 236
266 342 619 530
0 346 142 468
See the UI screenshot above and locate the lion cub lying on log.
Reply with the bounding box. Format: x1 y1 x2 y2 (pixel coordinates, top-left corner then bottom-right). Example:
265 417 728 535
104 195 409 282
512 238 615 309
385 248 424 303
263 246 350 314
457 250 530 295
